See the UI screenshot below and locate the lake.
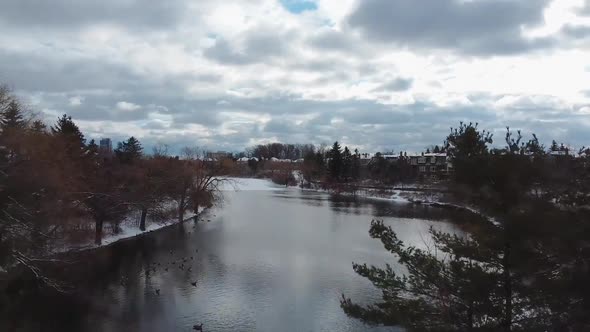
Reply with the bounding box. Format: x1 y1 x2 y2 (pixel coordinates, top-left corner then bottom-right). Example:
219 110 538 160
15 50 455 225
5 179 462 332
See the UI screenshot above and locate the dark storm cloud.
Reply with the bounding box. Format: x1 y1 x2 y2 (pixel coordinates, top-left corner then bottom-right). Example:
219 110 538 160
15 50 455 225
372 78 413 92
347 0 553 55
0 0 187 30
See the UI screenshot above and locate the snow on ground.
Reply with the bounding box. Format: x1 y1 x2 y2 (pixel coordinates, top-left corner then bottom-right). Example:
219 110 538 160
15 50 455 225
52 207 198 254
98 218 176 247
220 177 283 191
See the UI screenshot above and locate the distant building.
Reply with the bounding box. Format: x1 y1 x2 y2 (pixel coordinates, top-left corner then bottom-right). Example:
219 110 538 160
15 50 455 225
99 138 112 156
409 153 450 177
206 151 232 161
360 153 373 166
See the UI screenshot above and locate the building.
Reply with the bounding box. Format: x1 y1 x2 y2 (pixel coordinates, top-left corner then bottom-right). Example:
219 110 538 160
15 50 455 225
409 153 450 177
206 151 232 161
99 138 112 155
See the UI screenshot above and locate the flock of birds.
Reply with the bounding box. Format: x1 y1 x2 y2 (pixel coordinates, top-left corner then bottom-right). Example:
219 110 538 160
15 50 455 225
149 248 200 295
118 213 219 331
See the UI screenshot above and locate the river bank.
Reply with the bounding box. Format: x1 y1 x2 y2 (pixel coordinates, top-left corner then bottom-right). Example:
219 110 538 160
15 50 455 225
297 180 497 225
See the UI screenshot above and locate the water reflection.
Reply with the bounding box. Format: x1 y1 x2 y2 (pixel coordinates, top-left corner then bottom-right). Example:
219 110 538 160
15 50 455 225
4 186 461 332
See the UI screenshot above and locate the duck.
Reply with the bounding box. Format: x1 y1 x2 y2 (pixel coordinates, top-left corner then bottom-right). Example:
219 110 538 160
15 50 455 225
191 281 197 287
155 289 160 295
193 323 203 331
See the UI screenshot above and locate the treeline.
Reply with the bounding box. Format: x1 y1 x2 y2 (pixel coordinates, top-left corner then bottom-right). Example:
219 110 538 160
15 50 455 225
243 143 315 160
342 122 590 331
0 86 229 286
301 142 418 185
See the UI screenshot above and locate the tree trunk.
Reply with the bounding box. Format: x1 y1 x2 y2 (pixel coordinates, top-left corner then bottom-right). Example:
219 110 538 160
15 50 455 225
95 219 103 245
502 241 512 331
468 300 474 331
139 207 147 231
178 193 185 223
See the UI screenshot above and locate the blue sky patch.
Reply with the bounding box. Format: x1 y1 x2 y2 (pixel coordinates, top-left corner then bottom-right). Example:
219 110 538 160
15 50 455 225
280 0 317 14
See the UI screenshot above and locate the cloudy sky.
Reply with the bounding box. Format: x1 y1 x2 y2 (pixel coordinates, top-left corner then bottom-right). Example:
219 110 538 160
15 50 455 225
1 0 590 153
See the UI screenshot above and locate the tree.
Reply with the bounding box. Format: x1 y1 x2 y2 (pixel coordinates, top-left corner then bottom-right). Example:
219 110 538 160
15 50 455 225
0 100 26 131
51 114 85 144
344 126 590 331
115 136 143 164
51 114 87 164
128 157 169 231
342 146 353 182
29 120 47 133
328 141 343 182
86 139 99 157
302 148 325 183
341 219 501 331
83 161 128 244
445 122 493 187
247 158 259 175
352 149 361 181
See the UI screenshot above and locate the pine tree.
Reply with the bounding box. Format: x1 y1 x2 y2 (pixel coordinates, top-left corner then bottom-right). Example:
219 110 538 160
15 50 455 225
51 114 87 161
29 120 47 133
1 100 26 131
352 148 361 180
86 139 99 158
342 146 353 182
328 141 342 182
343 125 590 331
115 136 143 164
445 122 493 187
51 114 86 145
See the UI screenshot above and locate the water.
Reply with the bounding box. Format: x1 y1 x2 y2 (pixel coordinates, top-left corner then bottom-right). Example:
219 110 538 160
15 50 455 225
6 180 463 331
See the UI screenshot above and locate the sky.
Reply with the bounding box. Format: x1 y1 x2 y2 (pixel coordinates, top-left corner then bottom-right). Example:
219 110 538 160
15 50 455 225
0 0 589 154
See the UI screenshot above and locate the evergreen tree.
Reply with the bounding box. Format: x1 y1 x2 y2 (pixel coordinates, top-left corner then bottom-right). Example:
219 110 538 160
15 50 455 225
328 141 343 182
51 114 87 162
550 140 559 152
445 122 493 187
115 136 143 164
29 120 47 133
343 126 590 331
352 149 361 180
51 114 86 146
1 100 26 131
342 146 353 182
86 139 99 157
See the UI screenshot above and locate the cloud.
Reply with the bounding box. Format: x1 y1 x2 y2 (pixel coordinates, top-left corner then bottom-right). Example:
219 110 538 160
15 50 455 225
69 96 84 106
1 0 589 154
203 30 294 65
0 0 188 31
373 78 413 92
116 101 141 111
578 0 590 15
347 0 553 55
561 24 590 39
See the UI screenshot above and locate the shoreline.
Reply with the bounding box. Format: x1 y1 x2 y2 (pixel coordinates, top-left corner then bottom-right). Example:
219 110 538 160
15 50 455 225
54 210 206 257
297 181 497 224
